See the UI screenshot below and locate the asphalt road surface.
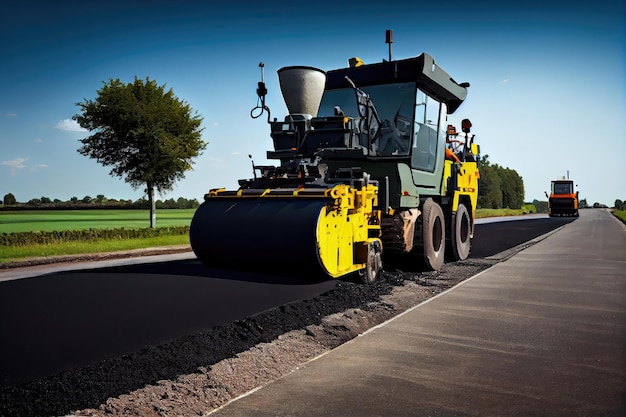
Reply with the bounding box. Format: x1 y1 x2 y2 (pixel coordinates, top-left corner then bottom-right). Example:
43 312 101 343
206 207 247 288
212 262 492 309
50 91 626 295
0 214 575 387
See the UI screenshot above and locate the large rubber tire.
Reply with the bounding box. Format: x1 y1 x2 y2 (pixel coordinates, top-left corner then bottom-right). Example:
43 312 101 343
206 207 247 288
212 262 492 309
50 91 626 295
422 199 445 271
359 240 382 284
450 203 471 261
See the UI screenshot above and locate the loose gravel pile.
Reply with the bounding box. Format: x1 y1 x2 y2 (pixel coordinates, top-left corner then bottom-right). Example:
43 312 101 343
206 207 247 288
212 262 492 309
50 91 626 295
0 259 493 417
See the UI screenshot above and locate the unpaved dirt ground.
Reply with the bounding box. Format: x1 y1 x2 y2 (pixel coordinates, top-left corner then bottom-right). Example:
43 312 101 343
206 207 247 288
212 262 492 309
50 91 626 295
0 257 494 417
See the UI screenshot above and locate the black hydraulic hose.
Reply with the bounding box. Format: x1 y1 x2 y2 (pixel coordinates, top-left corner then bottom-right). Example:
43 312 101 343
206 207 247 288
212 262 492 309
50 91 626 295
250 62 272 123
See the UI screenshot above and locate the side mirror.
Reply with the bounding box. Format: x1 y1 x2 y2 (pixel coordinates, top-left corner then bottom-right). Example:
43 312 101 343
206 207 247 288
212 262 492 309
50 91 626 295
461 118 472 133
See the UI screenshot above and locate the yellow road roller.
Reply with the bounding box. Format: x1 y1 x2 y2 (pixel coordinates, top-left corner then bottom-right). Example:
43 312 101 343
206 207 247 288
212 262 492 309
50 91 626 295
190 43 479 283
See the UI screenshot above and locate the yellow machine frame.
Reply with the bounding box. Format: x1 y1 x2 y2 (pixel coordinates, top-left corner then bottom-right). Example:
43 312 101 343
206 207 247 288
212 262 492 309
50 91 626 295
316 183 381 278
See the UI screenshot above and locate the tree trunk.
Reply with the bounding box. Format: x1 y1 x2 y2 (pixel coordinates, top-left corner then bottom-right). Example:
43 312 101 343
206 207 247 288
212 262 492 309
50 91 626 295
148 183 156 228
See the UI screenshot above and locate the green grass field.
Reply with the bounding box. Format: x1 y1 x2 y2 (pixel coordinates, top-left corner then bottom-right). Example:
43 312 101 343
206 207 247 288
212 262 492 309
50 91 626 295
0 209 196 263
0 209 195 234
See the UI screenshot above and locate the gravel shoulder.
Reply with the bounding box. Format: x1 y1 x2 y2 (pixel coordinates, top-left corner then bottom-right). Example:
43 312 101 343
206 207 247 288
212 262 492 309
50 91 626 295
0 253 494 417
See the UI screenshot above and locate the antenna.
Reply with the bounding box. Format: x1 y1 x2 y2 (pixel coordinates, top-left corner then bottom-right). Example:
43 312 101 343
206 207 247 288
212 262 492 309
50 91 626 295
248 154 257 180
386 30 393 61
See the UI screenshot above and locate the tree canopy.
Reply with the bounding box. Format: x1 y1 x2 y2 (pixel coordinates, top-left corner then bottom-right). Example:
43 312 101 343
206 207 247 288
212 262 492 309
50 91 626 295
74 77 206 226
3 193 17 206
477 155 525 209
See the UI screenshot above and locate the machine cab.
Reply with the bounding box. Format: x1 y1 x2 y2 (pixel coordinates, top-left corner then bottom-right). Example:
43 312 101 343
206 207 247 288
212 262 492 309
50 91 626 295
552 180 575 195
317 54 468 193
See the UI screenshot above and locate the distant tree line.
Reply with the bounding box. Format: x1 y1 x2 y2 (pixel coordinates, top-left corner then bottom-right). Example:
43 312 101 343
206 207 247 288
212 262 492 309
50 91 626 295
613 199 625 211
1 193 200 210
3 186 622 214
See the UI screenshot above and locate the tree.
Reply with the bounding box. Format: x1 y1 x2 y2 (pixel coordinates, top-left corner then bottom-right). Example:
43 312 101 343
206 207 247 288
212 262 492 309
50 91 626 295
499 167 524 209
3 193 16 206
532 199 548 213
476 154 526 209
74 77 206 227
156 198 177 209
477 155 502 209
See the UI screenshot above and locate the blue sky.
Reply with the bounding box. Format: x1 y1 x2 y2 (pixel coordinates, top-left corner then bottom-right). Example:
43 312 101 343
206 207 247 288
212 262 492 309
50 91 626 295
1 0 624 206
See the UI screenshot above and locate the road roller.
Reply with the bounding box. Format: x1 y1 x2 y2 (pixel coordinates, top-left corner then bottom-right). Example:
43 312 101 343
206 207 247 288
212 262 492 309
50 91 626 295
190 43 480 283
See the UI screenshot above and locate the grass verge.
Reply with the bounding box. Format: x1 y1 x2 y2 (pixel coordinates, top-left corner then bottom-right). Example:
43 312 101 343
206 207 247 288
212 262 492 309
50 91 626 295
0 235 190 264
475 205 536 218
613 210 626 224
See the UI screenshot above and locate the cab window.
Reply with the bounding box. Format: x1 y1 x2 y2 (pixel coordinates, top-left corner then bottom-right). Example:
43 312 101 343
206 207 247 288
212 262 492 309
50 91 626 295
411 91 444 172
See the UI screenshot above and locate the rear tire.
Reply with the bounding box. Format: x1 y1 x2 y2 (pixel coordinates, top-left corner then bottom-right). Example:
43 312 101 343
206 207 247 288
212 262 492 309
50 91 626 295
360 240 382 284
422 199 445 271
450 203 471 261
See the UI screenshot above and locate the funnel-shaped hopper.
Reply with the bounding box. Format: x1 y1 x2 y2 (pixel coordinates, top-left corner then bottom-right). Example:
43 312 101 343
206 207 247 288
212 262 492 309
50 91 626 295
277 66 326 117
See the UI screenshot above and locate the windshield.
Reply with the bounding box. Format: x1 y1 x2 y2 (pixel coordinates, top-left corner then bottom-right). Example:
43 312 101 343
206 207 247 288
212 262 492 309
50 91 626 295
319 82 416 156
552 182 573 194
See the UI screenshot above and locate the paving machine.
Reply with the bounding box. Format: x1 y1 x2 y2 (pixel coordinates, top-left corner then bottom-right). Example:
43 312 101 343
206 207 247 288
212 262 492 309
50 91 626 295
546 178 579 217
190 44 480 283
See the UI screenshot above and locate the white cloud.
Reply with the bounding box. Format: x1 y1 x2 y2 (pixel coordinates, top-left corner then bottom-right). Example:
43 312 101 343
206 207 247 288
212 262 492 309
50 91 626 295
1 158 48 175
499 78 511 84
1 157 28 176
204 156 225 168
1 158 28 169
6 112 17 117
55 118 87 132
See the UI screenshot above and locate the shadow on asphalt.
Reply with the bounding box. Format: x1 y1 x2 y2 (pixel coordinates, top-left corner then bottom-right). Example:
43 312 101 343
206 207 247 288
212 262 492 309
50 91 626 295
84 258 330 284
